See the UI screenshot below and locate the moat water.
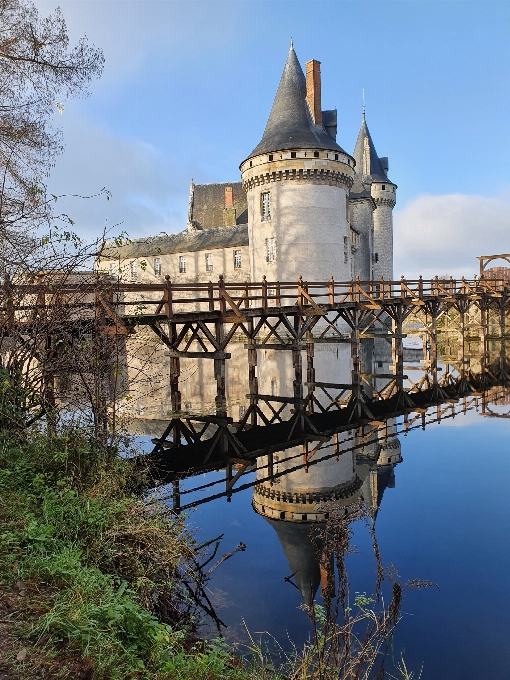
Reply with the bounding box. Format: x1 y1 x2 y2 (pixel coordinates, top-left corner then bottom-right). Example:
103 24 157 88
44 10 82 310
132 340 510 680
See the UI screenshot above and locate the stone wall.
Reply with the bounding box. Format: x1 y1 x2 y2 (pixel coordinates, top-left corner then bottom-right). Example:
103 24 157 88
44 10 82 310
246 181 351 283
350 198 374 281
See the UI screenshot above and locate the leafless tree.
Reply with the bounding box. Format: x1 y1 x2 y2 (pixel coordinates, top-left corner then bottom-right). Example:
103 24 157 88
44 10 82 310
0 0 104 268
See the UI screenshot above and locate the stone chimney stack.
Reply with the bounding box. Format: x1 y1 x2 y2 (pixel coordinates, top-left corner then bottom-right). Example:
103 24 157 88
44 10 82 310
223 185 236 227
305 60 322 125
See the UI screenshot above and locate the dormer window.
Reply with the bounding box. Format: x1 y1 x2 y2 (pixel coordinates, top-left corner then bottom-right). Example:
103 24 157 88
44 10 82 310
314 151 319 158
291 151 296 159
335 154 339 160
261 191 271 221
268 154 273 161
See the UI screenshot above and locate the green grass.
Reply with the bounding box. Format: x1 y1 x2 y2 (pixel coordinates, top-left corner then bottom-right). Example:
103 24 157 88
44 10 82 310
0 429 273 679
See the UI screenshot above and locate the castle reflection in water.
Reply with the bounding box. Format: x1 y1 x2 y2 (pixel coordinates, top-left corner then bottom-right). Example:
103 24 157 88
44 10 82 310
116 326 510 605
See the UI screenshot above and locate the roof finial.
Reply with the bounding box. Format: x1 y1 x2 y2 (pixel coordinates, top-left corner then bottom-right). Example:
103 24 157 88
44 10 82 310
290 37 293 49
362 89 365 121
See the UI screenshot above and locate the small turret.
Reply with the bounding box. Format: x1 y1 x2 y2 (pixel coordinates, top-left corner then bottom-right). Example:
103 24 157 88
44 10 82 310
352 114 396 280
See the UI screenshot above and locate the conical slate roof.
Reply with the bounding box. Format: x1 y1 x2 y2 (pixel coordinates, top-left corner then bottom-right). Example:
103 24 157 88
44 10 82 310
245 44 347 160
352 115 394 185
266 518 325 605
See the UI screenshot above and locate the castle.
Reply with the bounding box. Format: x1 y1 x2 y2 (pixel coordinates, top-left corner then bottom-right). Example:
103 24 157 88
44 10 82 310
100 42 396 284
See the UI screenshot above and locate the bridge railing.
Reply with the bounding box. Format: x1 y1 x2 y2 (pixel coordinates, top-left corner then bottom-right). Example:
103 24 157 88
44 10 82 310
0 275 507 326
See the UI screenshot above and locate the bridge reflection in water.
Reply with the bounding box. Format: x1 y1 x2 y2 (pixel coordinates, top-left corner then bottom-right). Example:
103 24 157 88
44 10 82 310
127 313 509 602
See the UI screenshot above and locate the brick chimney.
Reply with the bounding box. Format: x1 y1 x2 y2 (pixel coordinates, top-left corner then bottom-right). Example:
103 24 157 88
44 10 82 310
305 60 322 126
223 186 236 227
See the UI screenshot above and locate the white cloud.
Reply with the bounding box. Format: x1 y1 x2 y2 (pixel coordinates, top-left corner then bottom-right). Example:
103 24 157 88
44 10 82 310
394 191 510 280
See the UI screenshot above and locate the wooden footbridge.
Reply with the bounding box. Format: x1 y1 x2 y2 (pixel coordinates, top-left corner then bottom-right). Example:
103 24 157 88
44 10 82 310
4 272 508 393
2 272 509 483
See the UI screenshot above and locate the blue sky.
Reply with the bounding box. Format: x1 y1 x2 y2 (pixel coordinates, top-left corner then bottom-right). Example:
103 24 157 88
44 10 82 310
34 0 510 278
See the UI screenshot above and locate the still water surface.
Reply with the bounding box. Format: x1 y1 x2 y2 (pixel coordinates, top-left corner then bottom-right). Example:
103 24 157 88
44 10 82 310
180 411 510 679
133 337 510 679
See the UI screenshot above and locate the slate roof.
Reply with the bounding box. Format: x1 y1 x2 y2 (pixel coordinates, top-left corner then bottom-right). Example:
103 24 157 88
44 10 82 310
244 44 349 161
102 223 249 259
352 116 395 185
266 518 324 605
349 167 373 201
191 182 247 230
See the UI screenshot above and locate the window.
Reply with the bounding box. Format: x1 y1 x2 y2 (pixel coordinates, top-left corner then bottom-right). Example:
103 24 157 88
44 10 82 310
205 252 213 272
343 236 348 263
239 405 246 419
265 237 276 263
185 402 192 410
179 255 187 273
261 191 271 221
249 160 252 167
154 257 161 276
382 184 386 190
314 151 319 158
268 154 273 161
335 153 339 160
233 249 242 269
108 262 117 277
130 260 137 280
291 151 296 159
271 378 278 396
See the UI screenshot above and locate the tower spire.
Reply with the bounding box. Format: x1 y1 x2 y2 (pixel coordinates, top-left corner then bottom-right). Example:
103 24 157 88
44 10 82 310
290 37 293 49
362 89 365 121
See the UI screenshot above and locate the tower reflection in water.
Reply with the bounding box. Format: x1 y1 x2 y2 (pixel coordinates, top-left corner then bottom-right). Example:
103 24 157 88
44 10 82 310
251 338 401 604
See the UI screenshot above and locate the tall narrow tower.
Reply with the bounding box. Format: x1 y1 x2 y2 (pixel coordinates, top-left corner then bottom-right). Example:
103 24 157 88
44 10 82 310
240 44 355 283
352 113 396 280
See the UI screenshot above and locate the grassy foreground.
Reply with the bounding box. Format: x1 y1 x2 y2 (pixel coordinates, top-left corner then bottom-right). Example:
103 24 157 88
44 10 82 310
0 427 425 679
0 428 272 679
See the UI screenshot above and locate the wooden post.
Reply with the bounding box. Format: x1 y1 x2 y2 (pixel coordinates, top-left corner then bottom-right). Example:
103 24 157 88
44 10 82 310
293 314 303 402
214 317 226 413
4 273 14 328
306 330 315 413
247 317 258 427
208 281 214 313
164 275 173 318
218 275 226 316
262 275 268 311
328 275 334 305
172 479 181 512
169 321 181 412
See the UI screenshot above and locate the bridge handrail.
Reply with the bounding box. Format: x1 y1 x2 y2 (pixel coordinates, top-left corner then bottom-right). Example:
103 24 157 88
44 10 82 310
0 275 507 324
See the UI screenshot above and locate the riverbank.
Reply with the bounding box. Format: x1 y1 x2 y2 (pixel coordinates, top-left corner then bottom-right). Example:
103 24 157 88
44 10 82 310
0 427 274 679
0 425 416 679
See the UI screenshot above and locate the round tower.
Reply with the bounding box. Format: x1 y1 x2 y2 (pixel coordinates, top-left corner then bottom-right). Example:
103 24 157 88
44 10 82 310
352 113 396 281
371 181 396 281
240 44 355 283
252 441 363 604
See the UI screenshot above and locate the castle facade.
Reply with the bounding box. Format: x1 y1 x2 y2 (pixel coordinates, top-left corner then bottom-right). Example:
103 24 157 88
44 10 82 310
100 43 396 285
